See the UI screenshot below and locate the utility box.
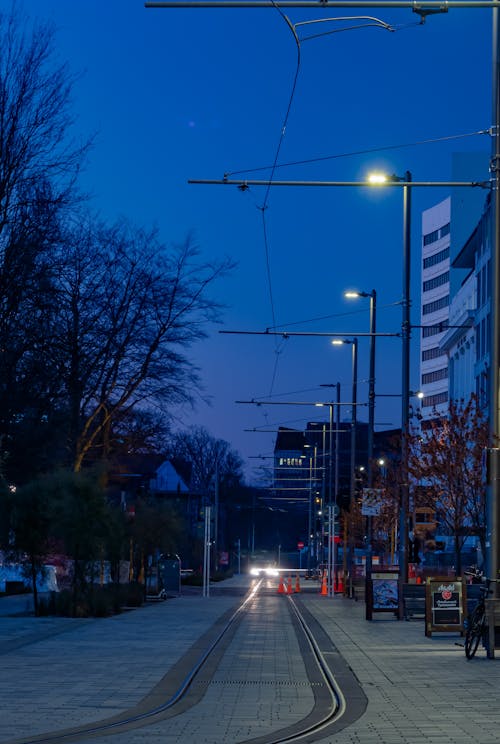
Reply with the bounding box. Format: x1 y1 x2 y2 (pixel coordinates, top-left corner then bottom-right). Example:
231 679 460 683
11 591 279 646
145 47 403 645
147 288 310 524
158 554 181 596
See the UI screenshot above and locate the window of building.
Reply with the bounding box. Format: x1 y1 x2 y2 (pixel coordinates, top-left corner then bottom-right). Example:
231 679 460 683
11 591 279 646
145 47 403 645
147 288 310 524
423 271 449 293
423 247 450 269
422 367 448 385
422 321 448 338
422 347 444 361
440 222 450 238
423 229 439 246
422 391 448 408
423 295 450 315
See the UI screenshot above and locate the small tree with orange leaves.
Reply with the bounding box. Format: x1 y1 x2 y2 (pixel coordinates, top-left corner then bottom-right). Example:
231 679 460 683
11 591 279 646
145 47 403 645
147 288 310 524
407 395 488 575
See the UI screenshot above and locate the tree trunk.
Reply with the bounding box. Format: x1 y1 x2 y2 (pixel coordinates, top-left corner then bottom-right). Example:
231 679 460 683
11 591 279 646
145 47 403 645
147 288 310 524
30 554 39 617
454 535 462 577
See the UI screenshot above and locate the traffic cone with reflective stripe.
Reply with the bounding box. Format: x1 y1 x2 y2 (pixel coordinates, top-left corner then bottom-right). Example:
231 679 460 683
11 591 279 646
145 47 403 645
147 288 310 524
277 574 285 594
287 575 293 594
336 573 344 594
320 572 328 596
295 574 301 593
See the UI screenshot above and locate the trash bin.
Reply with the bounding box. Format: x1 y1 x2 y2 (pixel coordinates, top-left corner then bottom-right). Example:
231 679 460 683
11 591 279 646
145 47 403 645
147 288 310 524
158 554 181 596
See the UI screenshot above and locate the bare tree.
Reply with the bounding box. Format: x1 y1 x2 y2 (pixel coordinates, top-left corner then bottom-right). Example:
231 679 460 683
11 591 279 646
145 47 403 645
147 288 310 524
51 219 233 471
0 6 88 241
0 7 90 482
407 395 488 575
169 425 244 496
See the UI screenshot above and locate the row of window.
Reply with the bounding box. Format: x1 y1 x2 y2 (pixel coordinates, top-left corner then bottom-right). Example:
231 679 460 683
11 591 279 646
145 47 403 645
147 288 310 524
422 346 444 361
422 391 448 408
423 222 450 246
422 367 448 385
423 246 449 269
422 321 448 338
423 295 450 315
423 271 449 293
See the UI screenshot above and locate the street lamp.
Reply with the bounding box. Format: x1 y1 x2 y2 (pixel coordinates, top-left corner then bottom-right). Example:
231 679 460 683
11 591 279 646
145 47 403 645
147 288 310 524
344 288 377 585
316 386 341 596
332 337 358 596
368 170 411 618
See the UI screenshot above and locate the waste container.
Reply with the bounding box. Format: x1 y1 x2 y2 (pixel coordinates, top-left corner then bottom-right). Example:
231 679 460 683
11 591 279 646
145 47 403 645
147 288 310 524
158 554 181 596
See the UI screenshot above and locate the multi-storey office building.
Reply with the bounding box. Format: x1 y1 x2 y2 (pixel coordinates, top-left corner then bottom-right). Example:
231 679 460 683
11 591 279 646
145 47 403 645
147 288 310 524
420 197 451 421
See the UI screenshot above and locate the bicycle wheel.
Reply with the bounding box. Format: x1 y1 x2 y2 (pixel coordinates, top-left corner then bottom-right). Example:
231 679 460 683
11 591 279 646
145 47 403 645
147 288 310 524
465 607 484 659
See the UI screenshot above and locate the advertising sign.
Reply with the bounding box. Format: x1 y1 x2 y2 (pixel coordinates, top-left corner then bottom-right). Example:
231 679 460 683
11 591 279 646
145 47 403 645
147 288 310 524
365 570 399 620
425 576 465 637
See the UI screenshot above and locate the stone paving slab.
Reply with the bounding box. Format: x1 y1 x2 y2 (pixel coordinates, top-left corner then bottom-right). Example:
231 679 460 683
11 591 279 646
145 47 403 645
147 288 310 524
2 577 500 744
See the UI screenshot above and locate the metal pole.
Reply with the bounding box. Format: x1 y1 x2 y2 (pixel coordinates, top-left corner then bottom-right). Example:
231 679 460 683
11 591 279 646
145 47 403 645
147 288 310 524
488 4 500 586
399 171 412 618
335 382 340 592
308 456 313 574
327 403 334 595
146 1 500 8
349 339 358 598
203 506 211 597
366 290 377 585
214 461 219 571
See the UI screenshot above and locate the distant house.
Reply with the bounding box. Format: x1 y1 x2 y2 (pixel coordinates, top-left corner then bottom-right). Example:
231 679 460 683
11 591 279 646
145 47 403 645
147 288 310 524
107 454 189 510
150 460 189 495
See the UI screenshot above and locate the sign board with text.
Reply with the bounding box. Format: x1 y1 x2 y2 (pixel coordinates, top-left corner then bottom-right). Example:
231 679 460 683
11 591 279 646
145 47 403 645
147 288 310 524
425 576 466 637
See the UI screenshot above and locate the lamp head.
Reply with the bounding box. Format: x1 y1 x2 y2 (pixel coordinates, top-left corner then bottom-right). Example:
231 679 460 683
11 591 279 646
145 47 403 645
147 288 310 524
368 172 389 184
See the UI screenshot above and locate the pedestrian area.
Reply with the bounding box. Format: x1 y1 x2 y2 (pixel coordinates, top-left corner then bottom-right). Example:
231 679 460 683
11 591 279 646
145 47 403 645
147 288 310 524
1 578 500 744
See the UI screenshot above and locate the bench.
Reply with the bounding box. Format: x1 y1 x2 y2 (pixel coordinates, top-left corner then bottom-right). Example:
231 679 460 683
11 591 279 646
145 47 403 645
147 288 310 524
402 582 482 622
403 584 426 620
351 578 366 602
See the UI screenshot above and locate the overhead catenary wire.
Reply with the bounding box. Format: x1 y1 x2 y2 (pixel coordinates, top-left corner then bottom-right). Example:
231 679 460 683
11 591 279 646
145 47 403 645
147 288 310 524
251 4 395 396
224 128 490 178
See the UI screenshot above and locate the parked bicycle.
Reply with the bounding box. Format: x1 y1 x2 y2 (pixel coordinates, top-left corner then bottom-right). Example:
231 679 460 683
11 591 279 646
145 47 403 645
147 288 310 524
463 570 498 659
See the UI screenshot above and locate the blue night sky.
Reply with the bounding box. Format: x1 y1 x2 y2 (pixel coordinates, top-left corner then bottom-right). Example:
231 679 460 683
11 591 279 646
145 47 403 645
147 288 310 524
17 0 492 482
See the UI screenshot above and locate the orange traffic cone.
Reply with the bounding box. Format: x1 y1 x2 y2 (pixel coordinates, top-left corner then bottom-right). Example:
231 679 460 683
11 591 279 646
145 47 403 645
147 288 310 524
295 574 301 593
336 573 344 594
320 572 328 596
287 575 293 594
277 574 285 594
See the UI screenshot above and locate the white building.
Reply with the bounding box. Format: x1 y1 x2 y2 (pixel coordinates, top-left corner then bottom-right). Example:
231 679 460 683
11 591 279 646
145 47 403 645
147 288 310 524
451 196 491 408
420 197 451 422
438 271 476 404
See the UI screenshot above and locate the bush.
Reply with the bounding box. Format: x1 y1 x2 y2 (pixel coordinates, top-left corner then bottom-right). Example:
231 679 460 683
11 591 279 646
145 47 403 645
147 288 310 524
37 583 145 617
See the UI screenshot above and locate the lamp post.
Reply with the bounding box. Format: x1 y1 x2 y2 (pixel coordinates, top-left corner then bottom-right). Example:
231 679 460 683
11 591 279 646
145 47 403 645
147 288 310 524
332 337 358 597
369 171 411 618
320 382 341 596
344 289 377 584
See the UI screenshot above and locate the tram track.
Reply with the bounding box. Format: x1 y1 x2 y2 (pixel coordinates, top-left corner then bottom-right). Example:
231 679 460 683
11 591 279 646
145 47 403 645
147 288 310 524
4 581 367 744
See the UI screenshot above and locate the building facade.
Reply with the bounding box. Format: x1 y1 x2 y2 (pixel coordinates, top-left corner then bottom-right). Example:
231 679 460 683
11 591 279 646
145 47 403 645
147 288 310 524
419 197 451 421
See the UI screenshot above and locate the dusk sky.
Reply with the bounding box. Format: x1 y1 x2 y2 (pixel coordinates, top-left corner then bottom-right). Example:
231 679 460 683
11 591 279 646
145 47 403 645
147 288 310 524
19 1 492 483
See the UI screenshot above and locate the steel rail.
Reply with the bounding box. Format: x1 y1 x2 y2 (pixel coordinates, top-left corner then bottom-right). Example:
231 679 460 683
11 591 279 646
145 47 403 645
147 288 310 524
10 583 261 744
8 581 361 744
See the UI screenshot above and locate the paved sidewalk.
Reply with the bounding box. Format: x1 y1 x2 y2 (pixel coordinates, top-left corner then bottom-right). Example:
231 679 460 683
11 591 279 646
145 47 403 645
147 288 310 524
1 577 500 744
